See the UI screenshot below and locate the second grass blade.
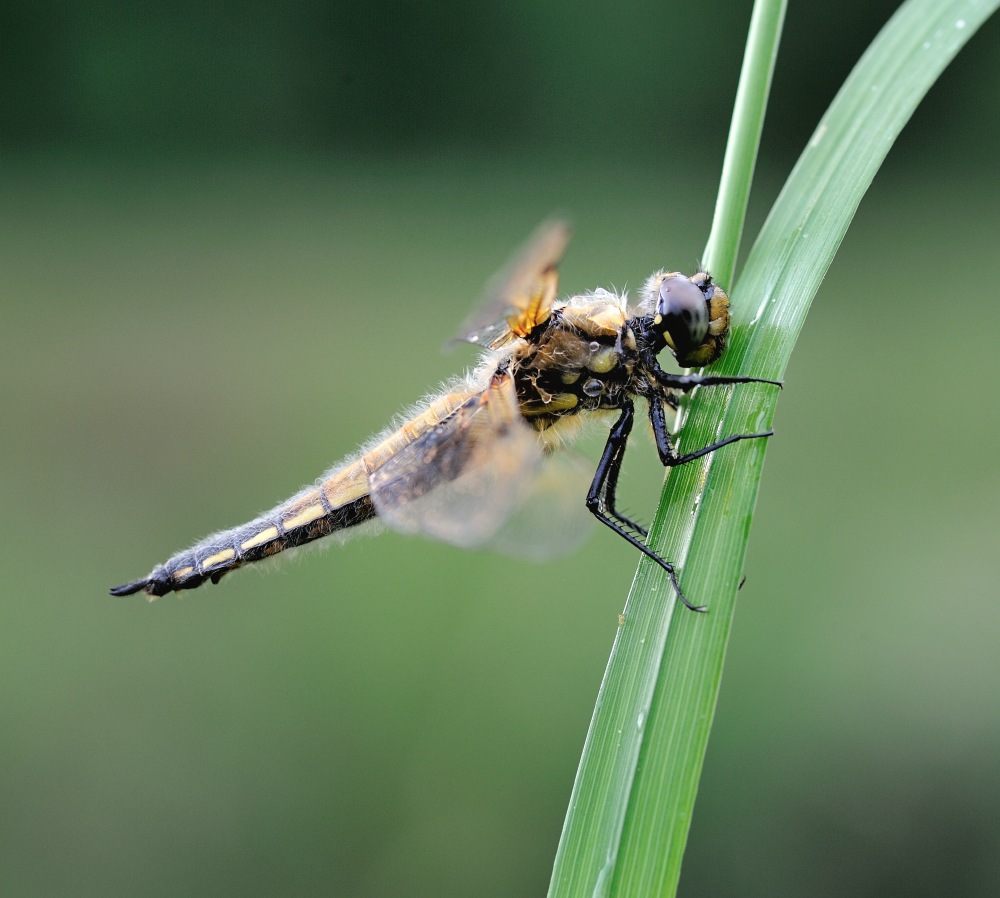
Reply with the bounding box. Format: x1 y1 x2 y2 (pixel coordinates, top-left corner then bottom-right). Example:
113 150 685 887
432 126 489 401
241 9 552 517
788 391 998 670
549 1 998 896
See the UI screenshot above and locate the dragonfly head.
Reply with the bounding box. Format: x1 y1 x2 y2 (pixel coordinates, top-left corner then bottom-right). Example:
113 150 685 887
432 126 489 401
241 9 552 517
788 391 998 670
643 271 730 368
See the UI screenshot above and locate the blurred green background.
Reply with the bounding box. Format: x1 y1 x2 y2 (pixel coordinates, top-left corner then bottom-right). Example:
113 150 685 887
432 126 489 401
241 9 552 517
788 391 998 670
3 1 1000 895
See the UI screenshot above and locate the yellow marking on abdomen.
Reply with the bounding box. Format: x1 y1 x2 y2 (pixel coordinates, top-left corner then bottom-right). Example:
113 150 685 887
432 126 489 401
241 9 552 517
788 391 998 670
361 391 472 476
172 566 195 580
283 503 325 529
202 548 236 569
316 389 477 503
320 461 370 508
241 526 279 550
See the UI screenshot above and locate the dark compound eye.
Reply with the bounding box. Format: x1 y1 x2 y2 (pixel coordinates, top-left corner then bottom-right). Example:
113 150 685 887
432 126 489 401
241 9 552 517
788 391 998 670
655 276 709 358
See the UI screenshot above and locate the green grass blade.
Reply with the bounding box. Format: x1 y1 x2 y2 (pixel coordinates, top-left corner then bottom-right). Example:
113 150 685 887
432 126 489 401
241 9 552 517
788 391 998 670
549 1 997 896
548 0 785 894
702 0 787 287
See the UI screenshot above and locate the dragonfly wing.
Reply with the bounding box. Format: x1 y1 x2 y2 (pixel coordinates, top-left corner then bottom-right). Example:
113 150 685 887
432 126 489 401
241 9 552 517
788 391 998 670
487 449 594 561
452 219 571 349
369 374 543 548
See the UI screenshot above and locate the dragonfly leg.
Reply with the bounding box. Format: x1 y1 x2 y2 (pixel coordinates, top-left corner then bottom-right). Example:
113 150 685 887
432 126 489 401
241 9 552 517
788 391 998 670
643 354 783 394
648 394 773 468
598 404 649 539
586 401 705 612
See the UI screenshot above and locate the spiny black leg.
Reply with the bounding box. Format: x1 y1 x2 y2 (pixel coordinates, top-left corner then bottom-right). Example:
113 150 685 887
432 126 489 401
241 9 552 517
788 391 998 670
648 395 678 468
648 393 773 468
662 428 775 468
643 355 783 393
599 407 648 538
658 372 783 391
588 399 647 536
587 403 705 612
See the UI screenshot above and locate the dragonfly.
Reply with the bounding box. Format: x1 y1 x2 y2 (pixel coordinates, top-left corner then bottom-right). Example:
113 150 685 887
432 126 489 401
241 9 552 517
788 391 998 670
110 221 780 610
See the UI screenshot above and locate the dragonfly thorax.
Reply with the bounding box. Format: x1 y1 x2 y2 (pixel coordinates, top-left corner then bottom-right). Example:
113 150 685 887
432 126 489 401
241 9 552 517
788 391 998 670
508 297 637 428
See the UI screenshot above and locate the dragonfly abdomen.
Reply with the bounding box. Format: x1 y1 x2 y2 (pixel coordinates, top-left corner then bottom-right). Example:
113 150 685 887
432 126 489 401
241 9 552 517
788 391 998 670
110 389 476 598
109 479 376 598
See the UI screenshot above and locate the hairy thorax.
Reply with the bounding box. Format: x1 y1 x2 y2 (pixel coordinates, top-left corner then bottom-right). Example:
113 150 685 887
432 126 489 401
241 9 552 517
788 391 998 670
510 293 639 431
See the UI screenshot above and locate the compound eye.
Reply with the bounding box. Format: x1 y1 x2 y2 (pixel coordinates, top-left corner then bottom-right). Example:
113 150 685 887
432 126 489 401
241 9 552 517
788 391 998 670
656 276 709 357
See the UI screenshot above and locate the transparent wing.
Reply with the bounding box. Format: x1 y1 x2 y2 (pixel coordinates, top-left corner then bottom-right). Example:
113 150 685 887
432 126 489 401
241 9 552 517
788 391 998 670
487 449 594 561
452 219 571 350
369 374 544 548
